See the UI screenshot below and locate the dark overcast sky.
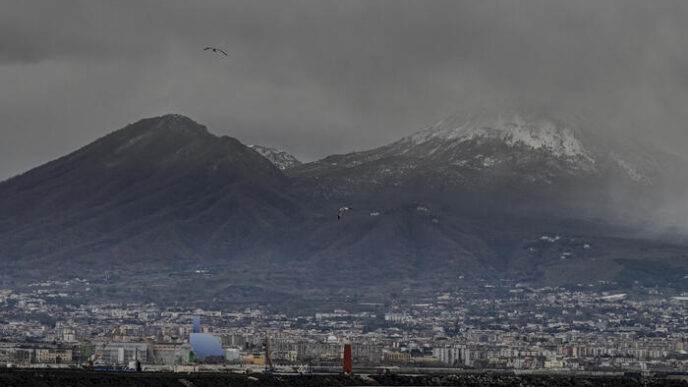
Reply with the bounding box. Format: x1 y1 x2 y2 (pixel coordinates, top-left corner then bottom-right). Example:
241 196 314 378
1 0 688 179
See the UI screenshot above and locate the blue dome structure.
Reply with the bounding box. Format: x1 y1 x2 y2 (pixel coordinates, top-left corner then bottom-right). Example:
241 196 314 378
190 332 223 357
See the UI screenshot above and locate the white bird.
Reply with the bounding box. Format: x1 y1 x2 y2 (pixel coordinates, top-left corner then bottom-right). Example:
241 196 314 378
337 207 352 220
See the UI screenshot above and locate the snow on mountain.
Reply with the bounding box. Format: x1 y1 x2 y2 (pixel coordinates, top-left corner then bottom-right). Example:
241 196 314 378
290 111 673 187
405 113 589 159
249 145 302 170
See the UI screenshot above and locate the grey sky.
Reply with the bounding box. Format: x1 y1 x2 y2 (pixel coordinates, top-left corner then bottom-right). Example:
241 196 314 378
2 1 688 180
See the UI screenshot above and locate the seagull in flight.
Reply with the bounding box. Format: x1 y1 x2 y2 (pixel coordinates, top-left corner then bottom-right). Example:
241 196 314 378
338 207 352 220
204 47 228 56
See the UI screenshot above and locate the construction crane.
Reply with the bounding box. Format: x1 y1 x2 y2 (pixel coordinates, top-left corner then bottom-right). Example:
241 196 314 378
263 332 275 374
82 325 120 369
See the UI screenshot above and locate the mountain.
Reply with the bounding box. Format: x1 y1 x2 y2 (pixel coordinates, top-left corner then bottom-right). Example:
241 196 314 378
1 112 687 305
291 111 671 186
289 111 682 217
0 114 305 278
286 111 688 290
248 145 302 170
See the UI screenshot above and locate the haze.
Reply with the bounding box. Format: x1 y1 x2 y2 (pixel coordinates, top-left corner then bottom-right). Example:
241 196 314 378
2 0 688 180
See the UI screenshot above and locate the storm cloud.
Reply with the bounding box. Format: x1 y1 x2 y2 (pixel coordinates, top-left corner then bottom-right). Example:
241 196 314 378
2 0 688 179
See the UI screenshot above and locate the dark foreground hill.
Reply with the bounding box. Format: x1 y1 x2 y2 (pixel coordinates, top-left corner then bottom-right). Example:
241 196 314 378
1 113 688 304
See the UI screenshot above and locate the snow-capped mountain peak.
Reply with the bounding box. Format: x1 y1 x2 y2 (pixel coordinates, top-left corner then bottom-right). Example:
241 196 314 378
291 110 677 187
249 145 302 170
406 113 588 159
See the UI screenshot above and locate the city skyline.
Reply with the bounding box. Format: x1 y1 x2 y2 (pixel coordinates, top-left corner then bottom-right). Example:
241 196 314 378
3 1 688 383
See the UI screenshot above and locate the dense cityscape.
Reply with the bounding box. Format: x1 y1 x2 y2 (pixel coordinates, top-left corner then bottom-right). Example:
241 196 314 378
3 278 688 376
5 1 688 386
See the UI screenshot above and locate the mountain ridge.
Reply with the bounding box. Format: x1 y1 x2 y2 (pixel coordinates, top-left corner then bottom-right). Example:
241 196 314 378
289 112 673 185
0 114 303 269
248 144 302 170
2 112 688 302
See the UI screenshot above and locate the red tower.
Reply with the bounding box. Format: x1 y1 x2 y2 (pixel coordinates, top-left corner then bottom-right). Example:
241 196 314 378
342 344 352 374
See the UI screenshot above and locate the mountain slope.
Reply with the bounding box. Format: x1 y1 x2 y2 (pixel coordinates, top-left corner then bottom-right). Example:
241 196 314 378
0 114 303 271
291 112 670 185
1 112 687 302
284 111 688 290
248 144 302 170
289 112 682 217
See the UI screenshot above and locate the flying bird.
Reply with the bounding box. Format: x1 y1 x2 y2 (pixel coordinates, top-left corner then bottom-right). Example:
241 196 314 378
337 207 352 220
204 47 228 56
